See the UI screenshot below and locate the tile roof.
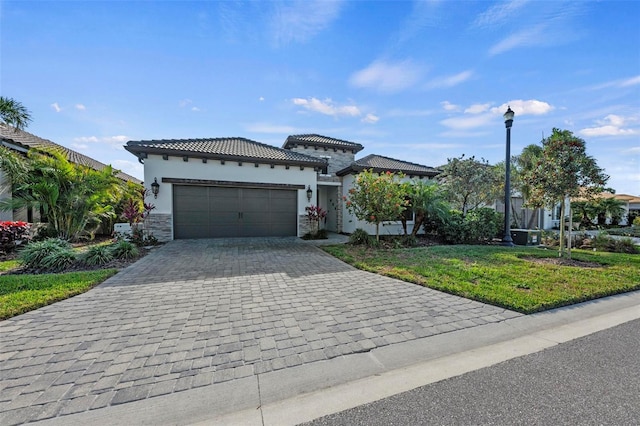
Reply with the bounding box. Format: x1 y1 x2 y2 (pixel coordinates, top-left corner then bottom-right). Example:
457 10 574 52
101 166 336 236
283 134 364 152
0 125 141 184
125 137 327 167
336 154 441 177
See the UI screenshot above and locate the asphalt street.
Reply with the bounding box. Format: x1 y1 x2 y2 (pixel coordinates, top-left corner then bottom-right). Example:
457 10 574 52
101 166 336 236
306 318 640 425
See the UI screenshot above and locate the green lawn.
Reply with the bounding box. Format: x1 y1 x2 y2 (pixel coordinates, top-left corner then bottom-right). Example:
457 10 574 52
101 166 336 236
0 268 117 320
323 245 640 314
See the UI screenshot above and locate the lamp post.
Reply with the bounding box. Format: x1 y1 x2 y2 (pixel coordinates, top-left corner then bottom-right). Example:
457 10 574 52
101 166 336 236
502 106 515 246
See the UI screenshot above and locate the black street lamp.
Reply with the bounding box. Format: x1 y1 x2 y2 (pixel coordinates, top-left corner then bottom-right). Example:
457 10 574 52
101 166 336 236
502 106 515 247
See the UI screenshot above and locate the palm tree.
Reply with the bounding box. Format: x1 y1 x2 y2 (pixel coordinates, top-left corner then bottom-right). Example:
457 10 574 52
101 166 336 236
409 181 450 236
594 197 626 226
0 97 32 130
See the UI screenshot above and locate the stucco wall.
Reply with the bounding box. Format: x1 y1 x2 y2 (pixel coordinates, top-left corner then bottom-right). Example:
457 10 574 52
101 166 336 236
286 146 356 178
142 154 318 239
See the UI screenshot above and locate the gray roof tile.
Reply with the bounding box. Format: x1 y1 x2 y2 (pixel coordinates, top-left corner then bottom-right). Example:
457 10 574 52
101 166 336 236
337 154 440 177
0 125 141 184
283 134 364 152
126 137 327 167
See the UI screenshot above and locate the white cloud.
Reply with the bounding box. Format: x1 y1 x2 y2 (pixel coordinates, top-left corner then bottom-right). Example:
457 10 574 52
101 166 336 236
270 0 342 46
259 97 265 102
361 113 379 124
349 60 423 93
441 101 460 112
50 103 61 112
111 159 143 181
191 107 200 112
425 70 473 90
245 123 298 133
441 114 494 130
489 25 546 56
71 143 88 150
75 104 86 111
491 100 554 116
465 103 491 114
579 114 638 137
473 0 530 28
178 99 192 108
292 97 361 117
73 135 129 150
589 75 640 90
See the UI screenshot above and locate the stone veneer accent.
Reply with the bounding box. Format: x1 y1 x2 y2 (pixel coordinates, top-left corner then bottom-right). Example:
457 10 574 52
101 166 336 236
146 213 172 242
299 214 312 236
287 146 356 178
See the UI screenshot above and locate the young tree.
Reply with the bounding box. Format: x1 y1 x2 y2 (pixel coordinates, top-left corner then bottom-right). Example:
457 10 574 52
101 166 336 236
522 128 609 258
344 169 408 241
0 97 32 130
438 155 502 215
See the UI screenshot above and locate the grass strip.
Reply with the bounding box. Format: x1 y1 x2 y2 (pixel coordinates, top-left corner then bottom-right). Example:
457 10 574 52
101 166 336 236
0 269 117 320
323 245 640 314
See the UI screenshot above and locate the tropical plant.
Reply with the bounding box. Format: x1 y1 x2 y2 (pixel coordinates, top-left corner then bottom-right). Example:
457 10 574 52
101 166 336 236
521 128 609 258
438 155 502 215
348 228 377 246
0 148 125 241
110 240 139 259
408 181 450 236
19 238 72 269
594 197 626 226
81 244 114 266
343 169 409 241
0 97 32 130
0 221 30 253
305 205 327 236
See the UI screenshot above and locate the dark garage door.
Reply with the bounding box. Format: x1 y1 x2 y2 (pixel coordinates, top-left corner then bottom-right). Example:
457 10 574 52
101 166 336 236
173 185 298 239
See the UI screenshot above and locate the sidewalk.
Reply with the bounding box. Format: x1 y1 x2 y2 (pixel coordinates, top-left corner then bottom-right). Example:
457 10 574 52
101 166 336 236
28 289 640 426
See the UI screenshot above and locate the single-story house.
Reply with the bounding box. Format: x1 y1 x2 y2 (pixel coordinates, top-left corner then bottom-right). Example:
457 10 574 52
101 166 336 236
124 134 440 241
0 124 141 222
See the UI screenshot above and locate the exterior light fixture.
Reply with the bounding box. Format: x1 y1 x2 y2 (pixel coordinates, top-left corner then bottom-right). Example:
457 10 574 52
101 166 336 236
306 185 313 202
502 106 515 246
151 178 160 199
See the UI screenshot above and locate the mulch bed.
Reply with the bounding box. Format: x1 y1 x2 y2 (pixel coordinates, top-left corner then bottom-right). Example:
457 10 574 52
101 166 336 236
522 256 603 268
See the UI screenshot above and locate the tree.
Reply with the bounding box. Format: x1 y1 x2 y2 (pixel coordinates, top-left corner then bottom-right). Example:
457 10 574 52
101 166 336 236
0 97 32 130
344 169 408 241
408 181 450 236
0 148 127 241
593 197 626 226
522 128 609 258
438 155 502 215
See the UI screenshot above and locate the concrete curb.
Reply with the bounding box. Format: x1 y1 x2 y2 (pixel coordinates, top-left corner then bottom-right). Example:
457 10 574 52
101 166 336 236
31 290 640 426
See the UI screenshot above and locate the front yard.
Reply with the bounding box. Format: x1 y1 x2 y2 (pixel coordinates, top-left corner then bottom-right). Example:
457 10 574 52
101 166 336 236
323 244 640 314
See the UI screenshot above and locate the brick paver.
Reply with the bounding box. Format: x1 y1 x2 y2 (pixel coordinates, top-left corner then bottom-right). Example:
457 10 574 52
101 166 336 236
0 238 521 424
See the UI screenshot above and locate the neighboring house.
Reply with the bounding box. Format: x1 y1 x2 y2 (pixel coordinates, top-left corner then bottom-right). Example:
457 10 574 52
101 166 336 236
0 124 141 222
124 134 440 241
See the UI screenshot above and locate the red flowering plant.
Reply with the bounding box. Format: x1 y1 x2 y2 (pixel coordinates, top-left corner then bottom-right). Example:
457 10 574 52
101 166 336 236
119 187 157 246
305 205 327 236
0 221 31 254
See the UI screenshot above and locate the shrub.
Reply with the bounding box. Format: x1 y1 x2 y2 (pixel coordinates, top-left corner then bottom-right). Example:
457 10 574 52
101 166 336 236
82 245 114 266
19 239 72 269
349 228 377 247
634 216 640 228
592 233 639 254
40 248 77 271
110 240 139 259
435 208 503 245
0 221 30 253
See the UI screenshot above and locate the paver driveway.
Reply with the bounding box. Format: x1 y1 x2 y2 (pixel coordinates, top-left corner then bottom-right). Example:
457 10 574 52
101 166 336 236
0 238 520 424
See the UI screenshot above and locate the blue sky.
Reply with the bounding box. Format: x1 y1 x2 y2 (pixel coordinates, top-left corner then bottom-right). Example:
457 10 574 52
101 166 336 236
2 1 639 195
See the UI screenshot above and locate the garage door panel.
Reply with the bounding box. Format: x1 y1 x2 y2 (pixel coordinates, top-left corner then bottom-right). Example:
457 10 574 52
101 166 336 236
173 185 298 239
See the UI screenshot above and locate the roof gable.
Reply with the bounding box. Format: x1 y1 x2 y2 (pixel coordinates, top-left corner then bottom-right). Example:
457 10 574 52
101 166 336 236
336 154 440 177
125 137 327 168
283 134 364 153
0 125 141 184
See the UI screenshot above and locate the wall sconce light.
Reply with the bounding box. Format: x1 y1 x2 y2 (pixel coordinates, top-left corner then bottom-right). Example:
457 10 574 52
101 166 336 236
306 185 313 202
151 178 160 199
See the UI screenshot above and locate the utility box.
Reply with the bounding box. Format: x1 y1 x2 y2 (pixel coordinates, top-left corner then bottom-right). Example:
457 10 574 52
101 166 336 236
511 229 541 246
